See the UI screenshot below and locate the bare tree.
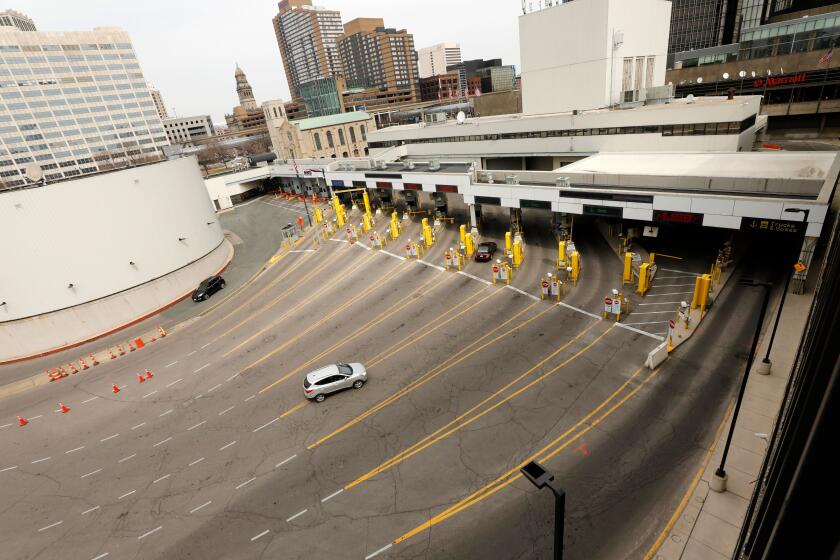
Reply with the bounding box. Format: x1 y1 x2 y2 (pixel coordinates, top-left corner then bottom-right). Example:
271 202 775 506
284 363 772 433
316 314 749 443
237 134 273 157
196 140 236 174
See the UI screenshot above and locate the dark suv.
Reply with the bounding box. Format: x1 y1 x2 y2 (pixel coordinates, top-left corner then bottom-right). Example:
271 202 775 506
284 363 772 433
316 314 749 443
192 275 225 302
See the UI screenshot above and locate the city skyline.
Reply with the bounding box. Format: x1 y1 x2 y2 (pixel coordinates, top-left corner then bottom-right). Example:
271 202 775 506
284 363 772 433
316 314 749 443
17 0 523 124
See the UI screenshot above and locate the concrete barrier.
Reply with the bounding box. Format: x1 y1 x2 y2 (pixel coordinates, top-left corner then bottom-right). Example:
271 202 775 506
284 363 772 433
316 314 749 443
645 341 669 370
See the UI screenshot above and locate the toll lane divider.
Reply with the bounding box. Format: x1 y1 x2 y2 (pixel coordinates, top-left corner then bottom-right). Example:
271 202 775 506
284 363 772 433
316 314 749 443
391 360 666 547
346 320 607 490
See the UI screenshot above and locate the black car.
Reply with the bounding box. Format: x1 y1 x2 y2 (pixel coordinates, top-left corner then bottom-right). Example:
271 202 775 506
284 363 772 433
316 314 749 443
475 241 498 262
192 275 225 302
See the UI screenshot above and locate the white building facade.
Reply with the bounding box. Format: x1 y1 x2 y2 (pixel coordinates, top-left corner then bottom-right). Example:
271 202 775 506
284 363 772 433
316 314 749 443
520 0 672 114
163 115 215 145
418 42 462 78
0 25 169 188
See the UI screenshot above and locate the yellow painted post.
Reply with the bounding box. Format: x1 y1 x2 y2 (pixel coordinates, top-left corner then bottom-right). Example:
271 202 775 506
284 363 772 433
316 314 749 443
557 240 566 268
570 251 580 284
512 239 523 268
638 262 650 295
336 204 346 228
691 276 703 309
699 274 711 314
362 213 372 232
623 252 633 283
465 231 474 256
649 252 656 265
362 190 372 217
459 224 466 245
505 231 512 254
422 218 433 247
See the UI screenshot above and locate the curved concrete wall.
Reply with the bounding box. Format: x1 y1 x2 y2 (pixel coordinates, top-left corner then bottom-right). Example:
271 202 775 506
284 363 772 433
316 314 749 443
0 157 226 361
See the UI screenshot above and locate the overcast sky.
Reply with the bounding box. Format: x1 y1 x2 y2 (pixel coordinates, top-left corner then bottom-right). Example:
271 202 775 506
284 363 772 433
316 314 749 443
23 0 524 124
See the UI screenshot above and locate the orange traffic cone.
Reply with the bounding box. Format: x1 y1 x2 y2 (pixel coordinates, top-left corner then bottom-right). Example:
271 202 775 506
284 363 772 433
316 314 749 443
59 403 70 413
118 345 125 356
137 374 145 383
17 415 27 426
68 362 78 375
90 354 100 366
112 384 120 394
145 369 153 379
79 358 89 370
109 348 117 360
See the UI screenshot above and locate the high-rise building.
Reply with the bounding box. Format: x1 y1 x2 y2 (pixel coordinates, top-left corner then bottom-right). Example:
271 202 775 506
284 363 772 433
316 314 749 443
337 18 419 110
0 23 169 187
272 0 344 99
148 84 168 119
0 10 36 32
418 42 461 78
162 115 214 145
235 64 257 110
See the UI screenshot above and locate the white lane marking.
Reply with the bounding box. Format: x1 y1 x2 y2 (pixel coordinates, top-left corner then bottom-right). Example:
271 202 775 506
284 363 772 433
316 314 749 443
166 361 178 368
200 343 212 349
616 323 665 341
321 488 344 503
252 417 278 433
649 283 697 288
218 440 237 451
380 250 406 261
82 397 99 404
286 509 307 523
330 238 348 243
131 422 146 430
187 420 206 431
81 468 102 478
557 302 602 320
159 409 174 417
505 285 540 300
365 544 393 560
187 351 197 356
166 378 182 388
117 490 136 500
227 373 239 382
0 465 18 473
118 386 126 390
118 453 137 463
90 553 109 560
153 474 171 484
637 302 682 306
275 454 297 468
660 267 701 275
190 500 212 514
645 292 693 297
137 526 162 540
457 270 492 285
251 529 270 542
194 364 210 373
65 446 85 454
81 505 100 515
244 395 256 402
195 394 203 400
188 457 205 467
235 477 256 490
624 321 669 326
207 383 222 393
31 457 51 464
218 406 235 416
656 275 698 279
0 423 12 429
289 249 316 253
630 311 676 315
30 414 43 420
100 433 119 442
417 259 445 271
143 390 158 399
38 520 63 532
152 436 173 448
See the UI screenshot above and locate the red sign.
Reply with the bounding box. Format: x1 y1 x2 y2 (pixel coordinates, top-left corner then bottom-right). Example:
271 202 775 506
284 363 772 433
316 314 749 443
669 319 675 329
654 210 702 225
492 265 500 273
753 72 806 88
605 297 612 306
542 281 549 288
405 244 411 251
369 235 375 242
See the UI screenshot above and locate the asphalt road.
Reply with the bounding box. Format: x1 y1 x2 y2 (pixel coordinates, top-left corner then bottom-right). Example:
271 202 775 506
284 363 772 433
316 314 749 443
0 205 768 560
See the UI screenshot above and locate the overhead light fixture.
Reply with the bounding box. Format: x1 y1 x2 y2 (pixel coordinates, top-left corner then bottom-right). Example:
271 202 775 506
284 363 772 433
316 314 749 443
68 283 74 289
178 237 187 242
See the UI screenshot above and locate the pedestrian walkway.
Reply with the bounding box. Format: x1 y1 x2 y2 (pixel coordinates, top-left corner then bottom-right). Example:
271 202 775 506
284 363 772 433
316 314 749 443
647 284 813 560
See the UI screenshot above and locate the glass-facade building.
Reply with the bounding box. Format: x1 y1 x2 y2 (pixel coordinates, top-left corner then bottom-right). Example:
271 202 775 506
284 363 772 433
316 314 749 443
0 26 169 188
299 76 343 118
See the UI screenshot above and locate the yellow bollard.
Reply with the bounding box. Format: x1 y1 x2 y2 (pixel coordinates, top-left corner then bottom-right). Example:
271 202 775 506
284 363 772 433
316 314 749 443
691 276 703 309
505 231 512 255
512 239 523 269
362 213 372 232
649 252 656 265
459 224 467 245
623 252 634 283
699 274 711 314
570 251 580 284
638 262 650 295
557 240 566 269
336 204 346 228
362 190 372 218
464 231 474 256
422 218 433 248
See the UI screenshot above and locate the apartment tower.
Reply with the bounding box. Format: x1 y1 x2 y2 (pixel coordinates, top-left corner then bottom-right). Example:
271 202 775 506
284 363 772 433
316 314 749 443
418 42 462 78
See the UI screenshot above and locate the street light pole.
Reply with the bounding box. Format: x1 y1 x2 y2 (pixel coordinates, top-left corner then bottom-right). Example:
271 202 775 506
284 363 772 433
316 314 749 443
712 279 772 492
521 460 565 560
290 148 313 228
758 208 809 374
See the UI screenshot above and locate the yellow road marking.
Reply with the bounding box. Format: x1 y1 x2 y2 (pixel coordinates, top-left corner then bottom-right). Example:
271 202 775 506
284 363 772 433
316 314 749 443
346 321 606 490
642 398 735 560
214 248 351 342
306 301 549 450
266 271 462 390
249 258 407 385
202 248 315 333
279 400 309 418
222 252 373 358
393 361 665 545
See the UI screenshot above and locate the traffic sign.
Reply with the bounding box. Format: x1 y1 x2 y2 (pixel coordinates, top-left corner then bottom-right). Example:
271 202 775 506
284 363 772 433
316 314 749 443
542 281 549 288
669 319 675 329
794 262 807 273
492 265 500 273
369 235 375 242
604 297 612 313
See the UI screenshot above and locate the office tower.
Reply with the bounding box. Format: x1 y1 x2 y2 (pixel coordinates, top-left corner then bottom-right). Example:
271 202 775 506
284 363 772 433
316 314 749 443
148 85 168 119
418 42 462 78
0 10 36 32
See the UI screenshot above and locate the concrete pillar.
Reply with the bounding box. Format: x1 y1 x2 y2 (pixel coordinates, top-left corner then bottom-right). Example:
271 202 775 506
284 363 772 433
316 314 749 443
469 203 479 237
792 236 818 294
510 208 522 231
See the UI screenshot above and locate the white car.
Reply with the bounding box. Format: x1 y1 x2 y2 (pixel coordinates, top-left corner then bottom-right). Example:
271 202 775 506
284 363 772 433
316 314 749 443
303 363 367 403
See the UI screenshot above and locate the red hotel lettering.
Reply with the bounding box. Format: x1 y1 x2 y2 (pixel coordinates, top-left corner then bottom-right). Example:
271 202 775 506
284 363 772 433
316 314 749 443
753 73 807 88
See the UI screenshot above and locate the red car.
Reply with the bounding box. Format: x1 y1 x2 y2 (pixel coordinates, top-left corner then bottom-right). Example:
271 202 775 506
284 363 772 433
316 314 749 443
475 241 498 262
